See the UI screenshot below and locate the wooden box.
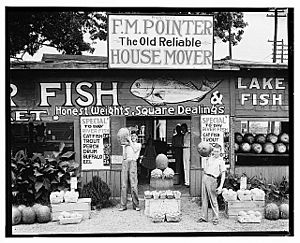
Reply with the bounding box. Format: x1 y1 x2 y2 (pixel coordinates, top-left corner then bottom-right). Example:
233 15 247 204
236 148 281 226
150 178 174 190
51 198 91 221
144 198 181 217
225 200 265 218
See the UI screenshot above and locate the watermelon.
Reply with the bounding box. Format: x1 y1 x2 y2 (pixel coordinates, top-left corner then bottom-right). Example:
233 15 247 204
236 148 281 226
278 133 289 143
255 134 266 144
234 143 239 152
263 142 275 154
240 142 251 153
155 154 169 170
117 127 130 145
244 133 255 144
21 207 36 224
266 133 278 144
12 206 22 225
35 205 51 223
279 203 289 219
235 132 243 144
265 203 280 220
274 143 287 154
251 143 263 154
197 142 212 157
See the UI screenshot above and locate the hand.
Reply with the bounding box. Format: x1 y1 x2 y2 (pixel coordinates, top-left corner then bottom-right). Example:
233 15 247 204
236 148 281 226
216 187 222 195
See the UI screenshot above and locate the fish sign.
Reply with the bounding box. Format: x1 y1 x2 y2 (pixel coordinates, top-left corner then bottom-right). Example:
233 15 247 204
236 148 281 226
130 77 221 106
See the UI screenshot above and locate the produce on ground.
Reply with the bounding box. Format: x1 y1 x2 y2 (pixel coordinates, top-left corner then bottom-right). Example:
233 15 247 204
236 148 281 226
238 210 262 223
279 203 289 219
35 205 51 223
12 206 22 225
21 206 36 224
265 203 280 220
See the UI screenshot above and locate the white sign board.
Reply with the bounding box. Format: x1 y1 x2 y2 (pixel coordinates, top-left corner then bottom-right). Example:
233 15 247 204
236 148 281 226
80 116 110 170
201 115 229 153
108 14 214 69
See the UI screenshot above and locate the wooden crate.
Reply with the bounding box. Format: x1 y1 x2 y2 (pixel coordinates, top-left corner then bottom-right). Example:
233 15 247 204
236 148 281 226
51 198 91 221
149 178 174 190
144 198 181 217
225 200 265 218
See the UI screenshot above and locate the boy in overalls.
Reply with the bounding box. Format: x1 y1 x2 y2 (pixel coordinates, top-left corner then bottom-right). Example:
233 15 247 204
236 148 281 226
198 144 226 225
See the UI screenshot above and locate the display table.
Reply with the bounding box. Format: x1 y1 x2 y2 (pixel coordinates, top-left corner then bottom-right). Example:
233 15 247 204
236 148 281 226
144 198 181 217
51 198 91 221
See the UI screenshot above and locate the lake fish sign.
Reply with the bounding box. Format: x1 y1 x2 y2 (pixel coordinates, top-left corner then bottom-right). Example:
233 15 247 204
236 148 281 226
108 14 214 69
130 77 221 106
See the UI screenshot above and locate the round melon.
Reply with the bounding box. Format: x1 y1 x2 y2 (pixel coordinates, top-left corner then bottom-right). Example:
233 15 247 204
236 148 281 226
266 133 278 144
235 132 244 144
21 207 36 224
265 203 280 220
274 143 287 154
117 128 130 145
263 142 275 154
240 142 251 153
279 203 289 219
251 143 263 154
12 206 22 225
244 133 255 144
234 143 240 152
32 203 42 213
17 204 26 213
278 133 289 144
155 154 169 170
255 134 266 144
35 205 51 223
197 142 212 157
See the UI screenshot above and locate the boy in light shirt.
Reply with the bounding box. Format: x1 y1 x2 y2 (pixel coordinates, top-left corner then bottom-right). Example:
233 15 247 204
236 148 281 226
198 144 226 225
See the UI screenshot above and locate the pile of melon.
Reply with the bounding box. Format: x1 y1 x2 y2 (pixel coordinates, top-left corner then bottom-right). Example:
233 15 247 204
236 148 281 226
265 203 289 220
234 132 289 154
12 204 51 225
238 210 263 223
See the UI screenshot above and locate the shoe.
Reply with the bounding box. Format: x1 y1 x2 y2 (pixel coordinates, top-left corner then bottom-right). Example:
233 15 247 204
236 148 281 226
197 218 207 223
118 207 127 211
212 220 219 225
134 207 141 211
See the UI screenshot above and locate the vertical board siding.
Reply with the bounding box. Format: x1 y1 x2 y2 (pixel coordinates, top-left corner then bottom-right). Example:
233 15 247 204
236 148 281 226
234 166 289 183
190 168 202 197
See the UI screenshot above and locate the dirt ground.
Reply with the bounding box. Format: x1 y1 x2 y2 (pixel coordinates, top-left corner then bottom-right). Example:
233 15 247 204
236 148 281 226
11 197 290 235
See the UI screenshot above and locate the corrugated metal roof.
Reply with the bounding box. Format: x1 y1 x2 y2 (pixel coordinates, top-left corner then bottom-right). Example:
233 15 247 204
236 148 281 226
10 54 288 70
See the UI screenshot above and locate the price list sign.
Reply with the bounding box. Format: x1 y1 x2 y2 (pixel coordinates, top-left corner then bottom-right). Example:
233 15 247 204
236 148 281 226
80 116 110 170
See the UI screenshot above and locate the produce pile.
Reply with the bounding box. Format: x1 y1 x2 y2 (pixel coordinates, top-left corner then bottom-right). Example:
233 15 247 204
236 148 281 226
222 188 265 201
150 167 175 179
58 211 83 225
144 190 181 200
237 210 263 223
265 203 289 220
12 204 51 226
50 189 79 204
234 132 289 154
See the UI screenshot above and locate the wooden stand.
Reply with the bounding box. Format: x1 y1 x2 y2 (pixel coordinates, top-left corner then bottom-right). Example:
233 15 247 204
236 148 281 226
144 198 181 217
150 178 174 190
225 200 265 218
51 198 91 221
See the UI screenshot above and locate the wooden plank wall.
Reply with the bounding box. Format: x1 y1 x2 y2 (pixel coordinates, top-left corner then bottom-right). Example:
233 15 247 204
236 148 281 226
81 170 122 197
234 166 289 183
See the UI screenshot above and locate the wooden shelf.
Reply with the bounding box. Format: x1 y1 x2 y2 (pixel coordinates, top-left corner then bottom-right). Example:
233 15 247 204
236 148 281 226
235 153 289 166
236 153 289 157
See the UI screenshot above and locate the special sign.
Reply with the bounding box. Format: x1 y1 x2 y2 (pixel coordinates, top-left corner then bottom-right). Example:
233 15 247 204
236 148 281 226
80 116 110 170
108 14 214 69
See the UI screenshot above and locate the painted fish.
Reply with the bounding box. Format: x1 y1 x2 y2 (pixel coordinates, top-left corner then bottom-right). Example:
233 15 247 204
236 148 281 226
130 77 221 106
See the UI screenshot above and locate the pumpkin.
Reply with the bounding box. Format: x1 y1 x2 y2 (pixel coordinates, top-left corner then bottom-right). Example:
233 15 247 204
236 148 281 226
255 134 266 144
278 133 289 143
197 142 212 157
35 205 51 223
240 142 251 153
279 203 289 219
117 127 130 145
263 142 275 154
21 206 36 224
244 133 255 144
265 203 280 220
12 206 22 225
251 143 263 154
274 143 287 153
266 133 278 144
235 132 244 144
155 154 169 169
